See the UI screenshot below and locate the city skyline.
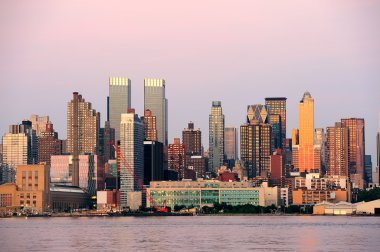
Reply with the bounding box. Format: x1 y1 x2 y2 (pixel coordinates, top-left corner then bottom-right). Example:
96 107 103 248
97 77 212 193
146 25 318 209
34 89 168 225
1 1 379 159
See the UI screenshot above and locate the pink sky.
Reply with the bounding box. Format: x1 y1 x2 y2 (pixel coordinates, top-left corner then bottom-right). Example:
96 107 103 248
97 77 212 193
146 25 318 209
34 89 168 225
1 0 379 158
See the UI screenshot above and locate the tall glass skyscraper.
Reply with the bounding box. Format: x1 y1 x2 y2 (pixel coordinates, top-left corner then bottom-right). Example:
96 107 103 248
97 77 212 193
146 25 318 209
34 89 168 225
144 78 168 146
209 101 225 173
119 110 144 207
109 77 131 141
265 97 287 146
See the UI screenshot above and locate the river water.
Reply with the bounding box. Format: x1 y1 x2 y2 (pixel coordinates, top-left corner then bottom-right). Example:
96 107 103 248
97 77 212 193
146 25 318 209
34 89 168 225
0 216 379 251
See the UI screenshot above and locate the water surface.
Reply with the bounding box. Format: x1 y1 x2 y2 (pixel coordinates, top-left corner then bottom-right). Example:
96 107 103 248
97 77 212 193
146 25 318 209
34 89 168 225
0 216 379 251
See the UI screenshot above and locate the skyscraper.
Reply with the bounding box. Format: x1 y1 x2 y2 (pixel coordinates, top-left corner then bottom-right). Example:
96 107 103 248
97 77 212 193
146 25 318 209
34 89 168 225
109 77 131 141
67 92 100 186
143 109 157 141
341 118 365 177
67 92 100 155
38 123 62 165
119 109 144 207
240 122 272 178
295 91 319 173
209 101 225 173
224 127 238 160
326 122 349 177
265 97 287 146
144 78 168 145
182 122 202 167
269 114 282 150
99 121 115 162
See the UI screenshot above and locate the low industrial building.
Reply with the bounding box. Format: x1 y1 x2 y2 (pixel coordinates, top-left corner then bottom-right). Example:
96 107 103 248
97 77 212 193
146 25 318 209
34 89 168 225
0 164 50 214
146 180 280 209
313 200 380 215
50 185 89 211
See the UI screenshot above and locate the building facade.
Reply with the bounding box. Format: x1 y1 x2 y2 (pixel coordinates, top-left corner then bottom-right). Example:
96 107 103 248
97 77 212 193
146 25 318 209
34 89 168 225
2 122 38 169
293 91 321 173
144 141 164 185
209 101 225 173
341 118 365 177
182 122 202 167
143 109 157 141
50 154 104 196
29 115 50 137
147 180 267 209
119 110 144 207
326 122 349 177
224 127 238 161
109 77 131 142
240 122 272 178
168 138 185 179
66 92 100 155
265 97 287 147
38 123 62 165
144 78 168 145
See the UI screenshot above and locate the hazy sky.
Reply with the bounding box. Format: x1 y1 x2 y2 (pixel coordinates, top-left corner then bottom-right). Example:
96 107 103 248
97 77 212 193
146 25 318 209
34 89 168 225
1 1 379 160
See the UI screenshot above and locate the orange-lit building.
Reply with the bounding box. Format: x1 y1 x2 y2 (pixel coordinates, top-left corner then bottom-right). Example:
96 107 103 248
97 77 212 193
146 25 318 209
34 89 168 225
293 188 348 205
0 164 51 214
292 92 321 173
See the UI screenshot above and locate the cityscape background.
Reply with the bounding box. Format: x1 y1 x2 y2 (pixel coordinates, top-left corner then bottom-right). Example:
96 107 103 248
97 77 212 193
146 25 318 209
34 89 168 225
1 1 379 159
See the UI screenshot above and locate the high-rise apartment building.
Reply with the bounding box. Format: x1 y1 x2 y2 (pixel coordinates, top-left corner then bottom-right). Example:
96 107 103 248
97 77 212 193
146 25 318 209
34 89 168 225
142 109 157 141
144 78 168 145
67 92 100 186
293 91 320 173
326 122 349 177
265 97 287 146
341 118 365 177
224 127 238 160
240 122 272 178
209 101 225 173
2 122 38 169
168 138 185 179
67 92 100 155
109 77 131 141
38 123 62 165
119 109 144 207
30 115 50 137
182 122 202 167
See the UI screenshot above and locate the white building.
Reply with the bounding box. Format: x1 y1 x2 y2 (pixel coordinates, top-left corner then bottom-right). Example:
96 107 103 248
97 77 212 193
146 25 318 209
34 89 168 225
119 110 144 208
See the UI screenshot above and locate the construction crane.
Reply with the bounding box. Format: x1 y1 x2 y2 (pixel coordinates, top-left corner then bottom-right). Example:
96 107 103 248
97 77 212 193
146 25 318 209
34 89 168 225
111 142 169 213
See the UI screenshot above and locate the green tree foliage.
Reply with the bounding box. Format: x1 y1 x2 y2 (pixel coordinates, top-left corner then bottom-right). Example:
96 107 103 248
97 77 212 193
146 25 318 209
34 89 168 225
356 188 380 202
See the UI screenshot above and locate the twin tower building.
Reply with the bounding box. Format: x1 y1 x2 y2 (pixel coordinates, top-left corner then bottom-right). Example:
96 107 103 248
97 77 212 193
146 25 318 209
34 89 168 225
67 78 167 206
